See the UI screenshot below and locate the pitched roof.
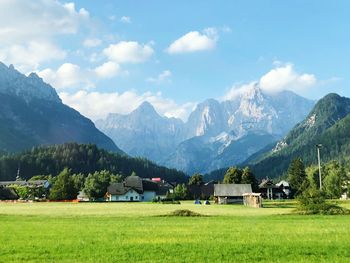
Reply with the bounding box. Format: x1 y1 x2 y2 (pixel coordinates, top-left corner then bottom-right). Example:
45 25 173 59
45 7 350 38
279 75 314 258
125 176 143 192
276 180 290 187
142 179 159 191
214 184 252 197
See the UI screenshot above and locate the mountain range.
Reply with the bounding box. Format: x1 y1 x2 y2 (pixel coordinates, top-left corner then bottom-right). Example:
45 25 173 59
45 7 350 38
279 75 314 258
0 62 122 153
97 84 314 174
245 93 350 179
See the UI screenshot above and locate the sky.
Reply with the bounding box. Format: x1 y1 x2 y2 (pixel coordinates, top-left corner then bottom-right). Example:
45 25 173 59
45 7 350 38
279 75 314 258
0 0 349 121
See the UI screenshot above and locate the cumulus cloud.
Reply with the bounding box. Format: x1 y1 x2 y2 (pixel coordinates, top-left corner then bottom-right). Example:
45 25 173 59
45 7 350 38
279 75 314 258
94 61 120 78
0 0 89 45
103 41 154 64
38 63 94 90
0 0 90 71
38 60 122 89
166 27 219 54
83 38 102 48
223 63 317 100
120 16 131 23
146 70 172 84
259 64 316 93
0 41 66 72
59 90 196 121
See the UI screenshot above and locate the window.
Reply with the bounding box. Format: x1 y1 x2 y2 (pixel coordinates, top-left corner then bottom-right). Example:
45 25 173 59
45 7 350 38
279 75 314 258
126 196 128 199
135 196 138 199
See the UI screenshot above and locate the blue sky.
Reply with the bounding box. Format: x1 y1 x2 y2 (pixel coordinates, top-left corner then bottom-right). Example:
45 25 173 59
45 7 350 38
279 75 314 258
0 1 349 120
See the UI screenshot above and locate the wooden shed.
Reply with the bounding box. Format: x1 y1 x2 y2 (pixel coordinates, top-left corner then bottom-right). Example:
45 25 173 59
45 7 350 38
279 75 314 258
214 184 252 204
243 193 262 208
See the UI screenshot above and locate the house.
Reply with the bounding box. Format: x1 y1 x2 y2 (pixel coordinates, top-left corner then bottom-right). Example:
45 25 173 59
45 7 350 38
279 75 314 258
276 180 291 199
155 180 175 200
214 184 252 204
259 179 290 199
106 175 161 202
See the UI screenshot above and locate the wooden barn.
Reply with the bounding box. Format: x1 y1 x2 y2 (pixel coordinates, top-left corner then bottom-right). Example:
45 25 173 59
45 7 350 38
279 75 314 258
214 184 252 204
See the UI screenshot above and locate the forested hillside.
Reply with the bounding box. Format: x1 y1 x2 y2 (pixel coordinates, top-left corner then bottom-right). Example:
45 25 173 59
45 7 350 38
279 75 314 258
0 143 188 183
247 93 350 178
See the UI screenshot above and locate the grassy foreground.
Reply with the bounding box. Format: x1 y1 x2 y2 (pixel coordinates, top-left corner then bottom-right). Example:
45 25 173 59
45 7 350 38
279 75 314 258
0 201 350 262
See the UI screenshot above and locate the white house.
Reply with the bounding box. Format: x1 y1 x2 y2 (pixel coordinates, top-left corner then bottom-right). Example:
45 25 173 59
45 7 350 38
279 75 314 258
106 175 159 202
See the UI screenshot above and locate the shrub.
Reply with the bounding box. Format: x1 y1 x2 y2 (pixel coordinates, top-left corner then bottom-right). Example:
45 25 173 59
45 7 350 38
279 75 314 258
297 187 349 215
168 209 202 217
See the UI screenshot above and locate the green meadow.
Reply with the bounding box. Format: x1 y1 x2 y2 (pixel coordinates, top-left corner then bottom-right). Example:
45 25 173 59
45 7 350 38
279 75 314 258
1 201 350 262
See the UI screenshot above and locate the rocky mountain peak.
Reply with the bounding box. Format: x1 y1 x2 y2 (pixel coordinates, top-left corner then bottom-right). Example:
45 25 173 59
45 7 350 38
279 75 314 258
0 62 61 103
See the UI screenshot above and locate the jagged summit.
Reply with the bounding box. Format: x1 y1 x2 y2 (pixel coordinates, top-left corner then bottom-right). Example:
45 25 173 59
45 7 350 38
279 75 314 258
0 61 122 154
97 85 314 174
133 101 159 116
0 62 60 103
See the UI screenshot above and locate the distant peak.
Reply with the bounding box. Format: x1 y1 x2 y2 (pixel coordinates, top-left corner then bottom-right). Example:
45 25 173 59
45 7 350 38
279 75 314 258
28 72 40 79
139 101 154 109
133 101 159 116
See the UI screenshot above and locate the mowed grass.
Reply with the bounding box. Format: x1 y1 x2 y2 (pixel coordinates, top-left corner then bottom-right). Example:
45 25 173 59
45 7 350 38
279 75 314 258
0 202 350 262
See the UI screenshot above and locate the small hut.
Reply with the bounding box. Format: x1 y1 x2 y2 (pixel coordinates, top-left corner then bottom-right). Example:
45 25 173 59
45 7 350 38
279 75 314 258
243 193 262 208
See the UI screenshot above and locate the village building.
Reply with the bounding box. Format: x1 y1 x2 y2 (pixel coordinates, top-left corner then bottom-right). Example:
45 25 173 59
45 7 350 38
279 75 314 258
243 193 263 208
106 175 173 202
214 184 252 204
259 179 291 199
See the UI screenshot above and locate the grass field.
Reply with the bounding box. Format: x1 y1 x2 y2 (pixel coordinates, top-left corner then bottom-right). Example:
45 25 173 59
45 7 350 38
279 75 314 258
1 201 350 262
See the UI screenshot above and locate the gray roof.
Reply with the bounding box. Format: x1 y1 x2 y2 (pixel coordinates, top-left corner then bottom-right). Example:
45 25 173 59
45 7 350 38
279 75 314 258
214 184 252 197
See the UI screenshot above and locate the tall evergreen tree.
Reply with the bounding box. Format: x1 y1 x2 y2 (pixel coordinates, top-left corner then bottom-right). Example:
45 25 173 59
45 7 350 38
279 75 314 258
288 158 307 196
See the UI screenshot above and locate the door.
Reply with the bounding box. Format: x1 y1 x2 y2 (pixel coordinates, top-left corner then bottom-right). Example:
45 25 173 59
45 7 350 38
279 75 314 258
130 196 134 201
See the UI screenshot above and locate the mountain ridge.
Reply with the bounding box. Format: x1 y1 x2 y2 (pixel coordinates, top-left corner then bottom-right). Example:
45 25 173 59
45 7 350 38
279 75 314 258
0 62 123 154
97 84 314 174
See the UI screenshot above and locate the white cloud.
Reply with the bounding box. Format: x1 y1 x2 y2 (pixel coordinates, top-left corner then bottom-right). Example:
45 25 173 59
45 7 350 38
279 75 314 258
94 61 120 78
38 60 124 89
59 90 195 121
167 28 218 54
83 38 102 48
120 16 131 24
38 63 94 90
0 0 90 72
0 41 66 72
222 82 257 101
223 63 317 100
103 41 154 64
0 0 89 45
259 64 316 93
146 70 172 84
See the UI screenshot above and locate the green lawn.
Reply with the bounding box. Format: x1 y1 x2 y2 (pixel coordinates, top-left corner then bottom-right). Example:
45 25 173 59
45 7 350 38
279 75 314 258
0 201 350 262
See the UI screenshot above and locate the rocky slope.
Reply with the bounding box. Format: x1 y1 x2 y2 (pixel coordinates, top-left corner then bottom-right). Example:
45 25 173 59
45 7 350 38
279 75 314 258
97 84 314 174
0 62 122 153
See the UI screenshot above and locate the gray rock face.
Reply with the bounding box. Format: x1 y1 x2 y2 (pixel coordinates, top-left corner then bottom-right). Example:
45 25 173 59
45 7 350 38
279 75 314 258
96 101 185 161
0 62 60 103
0 62 122 153
96 84 315 174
